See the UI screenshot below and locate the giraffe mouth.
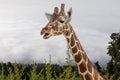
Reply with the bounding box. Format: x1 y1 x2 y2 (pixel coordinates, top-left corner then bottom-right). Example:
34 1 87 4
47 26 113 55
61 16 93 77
43 33 51 39
41 29 51 39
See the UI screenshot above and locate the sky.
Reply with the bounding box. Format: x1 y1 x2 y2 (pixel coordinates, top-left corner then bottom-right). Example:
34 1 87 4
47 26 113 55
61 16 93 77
0 0 120 66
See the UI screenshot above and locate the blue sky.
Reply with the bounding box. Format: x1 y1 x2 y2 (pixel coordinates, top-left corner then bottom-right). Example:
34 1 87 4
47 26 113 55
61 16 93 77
0 0 120 66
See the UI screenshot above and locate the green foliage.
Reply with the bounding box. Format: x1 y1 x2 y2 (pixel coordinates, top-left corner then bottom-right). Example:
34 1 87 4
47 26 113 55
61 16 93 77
107 32 120 80
0 62 81 80
7 67 14 80
94 61 107 75
29 65 38 80
0 63 5 80
45 63 52 80
94 61 102 73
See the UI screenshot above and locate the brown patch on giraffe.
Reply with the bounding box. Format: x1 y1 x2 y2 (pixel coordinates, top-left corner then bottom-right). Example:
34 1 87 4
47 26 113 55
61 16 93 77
82 53 87 62
87 59 93 73
70 34 75 46
64 31 71 36
63 25 72 36
79 61 87 73
72 46 77 53
76 42 84 51
59 27 63 31
53 23 59 31
93 69 99 80
85 73 93 80
74 52 82 63
63 26 65 30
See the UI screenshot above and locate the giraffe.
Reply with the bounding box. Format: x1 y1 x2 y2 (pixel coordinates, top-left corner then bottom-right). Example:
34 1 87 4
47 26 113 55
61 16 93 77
41 4 107 80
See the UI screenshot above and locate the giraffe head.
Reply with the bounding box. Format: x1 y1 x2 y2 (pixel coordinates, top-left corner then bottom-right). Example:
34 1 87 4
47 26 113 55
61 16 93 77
41 4 72 39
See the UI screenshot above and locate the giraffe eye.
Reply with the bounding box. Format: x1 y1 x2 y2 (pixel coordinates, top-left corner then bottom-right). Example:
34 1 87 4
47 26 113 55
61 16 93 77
59 20 65 23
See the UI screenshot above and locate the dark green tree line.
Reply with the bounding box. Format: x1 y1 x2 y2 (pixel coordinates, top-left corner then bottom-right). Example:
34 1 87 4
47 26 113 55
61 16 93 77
107 32 120 80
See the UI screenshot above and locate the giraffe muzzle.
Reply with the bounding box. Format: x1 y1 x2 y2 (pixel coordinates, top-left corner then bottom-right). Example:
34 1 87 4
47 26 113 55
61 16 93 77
41 28 52 39
41 31 51 39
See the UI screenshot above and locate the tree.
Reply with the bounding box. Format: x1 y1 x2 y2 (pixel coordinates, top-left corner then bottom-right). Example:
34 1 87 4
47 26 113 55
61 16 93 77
107 32 120 79
94 61 102 73
94 61 106 75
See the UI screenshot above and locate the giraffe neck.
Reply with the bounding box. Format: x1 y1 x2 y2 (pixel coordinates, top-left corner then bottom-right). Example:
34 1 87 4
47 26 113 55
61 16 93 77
63 24 106 80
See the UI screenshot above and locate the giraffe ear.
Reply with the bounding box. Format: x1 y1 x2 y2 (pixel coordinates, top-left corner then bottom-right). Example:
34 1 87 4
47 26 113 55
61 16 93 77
45 13 53 21
67 7 72 22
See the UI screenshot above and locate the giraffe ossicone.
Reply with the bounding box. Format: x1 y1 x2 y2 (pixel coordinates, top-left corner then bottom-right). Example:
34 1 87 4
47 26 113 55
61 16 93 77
41 3 107 80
